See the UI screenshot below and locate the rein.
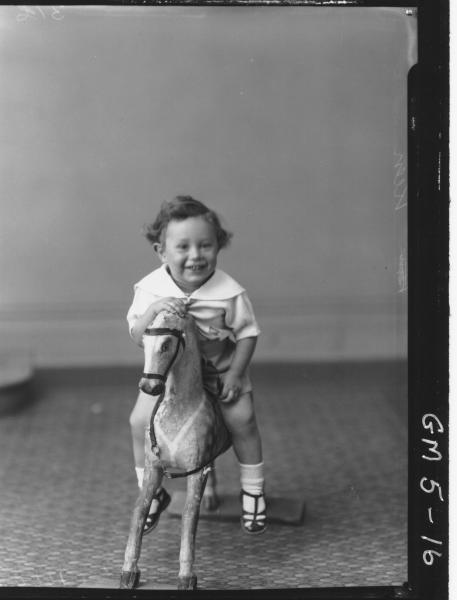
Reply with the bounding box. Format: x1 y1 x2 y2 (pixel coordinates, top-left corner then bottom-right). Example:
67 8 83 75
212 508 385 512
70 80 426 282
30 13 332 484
142 325 191 478
142 323 229 479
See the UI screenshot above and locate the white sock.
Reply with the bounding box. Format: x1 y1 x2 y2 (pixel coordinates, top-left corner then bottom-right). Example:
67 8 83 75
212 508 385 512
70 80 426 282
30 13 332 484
135 467 144 489
148 489 162 514
239 462 266 514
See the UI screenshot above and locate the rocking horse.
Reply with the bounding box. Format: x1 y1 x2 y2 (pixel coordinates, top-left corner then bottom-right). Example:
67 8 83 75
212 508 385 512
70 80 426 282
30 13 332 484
120 310 231 590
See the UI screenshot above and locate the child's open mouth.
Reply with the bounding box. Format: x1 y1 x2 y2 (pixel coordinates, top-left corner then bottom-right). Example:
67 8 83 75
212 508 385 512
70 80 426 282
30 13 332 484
187 265 206 272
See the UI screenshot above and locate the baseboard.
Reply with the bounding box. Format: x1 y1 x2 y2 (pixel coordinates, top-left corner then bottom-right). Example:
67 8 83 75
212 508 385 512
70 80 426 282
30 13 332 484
0 299 406 367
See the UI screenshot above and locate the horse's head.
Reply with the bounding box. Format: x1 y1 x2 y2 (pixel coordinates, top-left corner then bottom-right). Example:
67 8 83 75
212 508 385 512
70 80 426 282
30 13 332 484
138 310 187 396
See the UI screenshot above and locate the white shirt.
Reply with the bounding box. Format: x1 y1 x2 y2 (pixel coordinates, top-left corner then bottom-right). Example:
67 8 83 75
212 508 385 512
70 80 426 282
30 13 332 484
127 265 260 367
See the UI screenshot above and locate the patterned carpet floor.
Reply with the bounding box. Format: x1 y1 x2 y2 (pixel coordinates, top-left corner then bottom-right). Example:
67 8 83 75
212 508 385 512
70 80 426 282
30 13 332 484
0 362 407 590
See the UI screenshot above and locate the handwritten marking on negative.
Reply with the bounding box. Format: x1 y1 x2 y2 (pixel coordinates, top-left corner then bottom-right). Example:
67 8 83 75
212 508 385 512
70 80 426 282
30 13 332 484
397 249 407 293
16 6 64 23
393 151 407 211
420 414 445 567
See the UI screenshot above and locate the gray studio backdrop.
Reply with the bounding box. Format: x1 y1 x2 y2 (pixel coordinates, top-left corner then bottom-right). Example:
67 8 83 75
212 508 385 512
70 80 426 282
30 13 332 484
0 6 414 366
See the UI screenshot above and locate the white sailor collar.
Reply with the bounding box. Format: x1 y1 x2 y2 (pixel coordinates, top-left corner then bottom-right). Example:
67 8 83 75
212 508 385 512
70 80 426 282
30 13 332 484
135 264 245 300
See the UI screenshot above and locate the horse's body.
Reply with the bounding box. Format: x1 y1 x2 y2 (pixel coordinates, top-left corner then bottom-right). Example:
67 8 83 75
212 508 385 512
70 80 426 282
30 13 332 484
120 311 231 590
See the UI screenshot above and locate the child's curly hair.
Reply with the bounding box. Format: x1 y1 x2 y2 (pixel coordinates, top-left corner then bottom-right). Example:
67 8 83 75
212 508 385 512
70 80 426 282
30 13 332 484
143 196 232 249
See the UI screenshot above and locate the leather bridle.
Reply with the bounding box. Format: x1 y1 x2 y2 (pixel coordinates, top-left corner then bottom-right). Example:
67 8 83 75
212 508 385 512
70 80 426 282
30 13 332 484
142 327 186 383
140 323 230 479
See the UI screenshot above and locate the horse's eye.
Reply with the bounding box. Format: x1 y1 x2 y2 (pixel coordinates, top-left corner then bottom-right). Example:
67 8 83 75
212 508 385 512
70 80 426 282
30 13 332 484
160 340 170 353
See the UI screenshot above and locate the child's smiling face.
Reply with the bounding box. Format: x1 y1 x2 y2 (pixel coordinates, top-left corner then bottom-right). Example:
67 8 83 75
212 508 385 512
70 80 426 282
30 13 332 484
156 216 219 293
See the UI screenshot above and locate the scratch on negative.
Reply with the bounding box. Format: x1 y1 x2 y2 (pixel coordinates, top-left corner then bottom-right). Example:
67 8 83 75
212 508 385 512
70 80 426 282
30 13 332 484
437 150 441 192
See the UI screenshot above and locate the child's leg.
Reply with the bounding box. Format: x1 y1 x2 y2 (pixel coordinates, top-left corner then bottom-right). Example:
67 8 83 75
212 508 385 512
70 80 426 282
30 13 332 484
220 392 266 534
129 390 158 469
219 391 262 464
129 391 170 527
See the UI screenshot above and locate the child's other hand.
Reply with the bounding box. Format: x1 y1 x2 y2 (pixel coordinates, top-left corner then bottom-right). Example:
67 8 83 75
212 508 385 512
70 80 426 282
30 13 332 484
152 297 187 318
219 371 242 403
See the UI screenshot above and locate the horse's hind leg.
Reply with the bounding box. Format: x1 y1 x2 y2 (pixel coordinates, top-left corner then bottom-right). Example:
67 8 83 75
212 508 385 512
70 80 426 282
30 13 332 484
202 462 219 511
120 465 163 589
177 469 208 590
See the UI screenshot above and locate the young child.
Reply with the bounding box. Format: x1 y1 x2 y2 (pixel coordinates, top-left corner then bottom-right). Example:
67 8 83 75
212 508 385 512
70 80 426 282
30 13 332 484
127 195 266 535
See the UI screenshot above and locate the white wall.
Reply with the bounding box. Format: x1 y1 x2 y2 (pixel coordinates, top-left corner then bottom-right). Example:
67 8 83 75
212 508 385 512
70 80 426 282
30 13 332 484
0 6 413 367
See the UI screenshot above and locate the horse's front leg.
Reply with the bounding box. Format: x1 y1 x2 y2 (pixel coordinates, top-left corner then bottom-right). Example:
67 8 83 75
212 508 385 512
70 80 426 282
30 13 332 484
120 464 163 589
177 468 209 590
202 462 219 511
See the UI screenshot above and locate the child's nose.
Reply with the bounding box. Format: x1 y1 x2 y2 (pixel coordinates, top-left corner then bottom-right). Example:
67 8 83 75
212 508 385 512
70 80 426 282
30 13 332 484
188 246 201 259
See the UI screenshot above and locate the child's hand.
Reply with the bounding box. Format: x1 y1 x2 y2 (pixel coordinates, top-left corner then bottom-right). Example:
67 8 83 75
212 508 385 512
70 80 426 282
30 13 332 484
151 297 187 318
131 297 188 346
219 371 243 403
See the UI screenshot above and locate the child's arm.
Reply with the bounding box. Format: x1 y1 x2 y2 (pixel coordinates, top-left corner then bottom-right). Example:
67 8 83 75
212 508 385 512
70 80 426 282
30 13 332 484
130 297 187 346
220 336 257 403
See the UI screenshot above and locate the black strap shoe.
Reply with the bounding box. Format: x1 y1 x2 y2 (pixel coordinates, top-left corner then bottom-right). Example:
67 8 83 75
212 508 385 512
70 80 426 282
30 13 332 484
240 489 267 535
143 487 171 535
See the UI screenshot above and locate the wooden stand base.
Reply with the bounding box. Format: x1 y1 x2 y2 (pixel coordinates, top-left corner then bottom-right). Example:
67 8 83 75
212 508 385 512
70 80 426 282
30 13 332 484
168 491 306 525
79 495 305 590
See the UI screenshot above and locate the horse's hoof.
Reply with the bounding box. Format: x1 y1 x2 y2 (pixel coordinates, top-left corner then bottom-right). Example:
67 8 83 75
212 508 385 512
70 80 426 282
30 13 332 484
120 569 141 589
178 574 197 590
202 494 220 512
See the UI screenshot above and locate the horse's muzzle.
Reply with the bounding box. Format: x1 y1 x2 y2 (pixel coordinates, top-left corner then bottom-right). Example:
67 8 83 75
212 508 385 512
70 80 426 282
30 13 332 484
139 378 165 396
